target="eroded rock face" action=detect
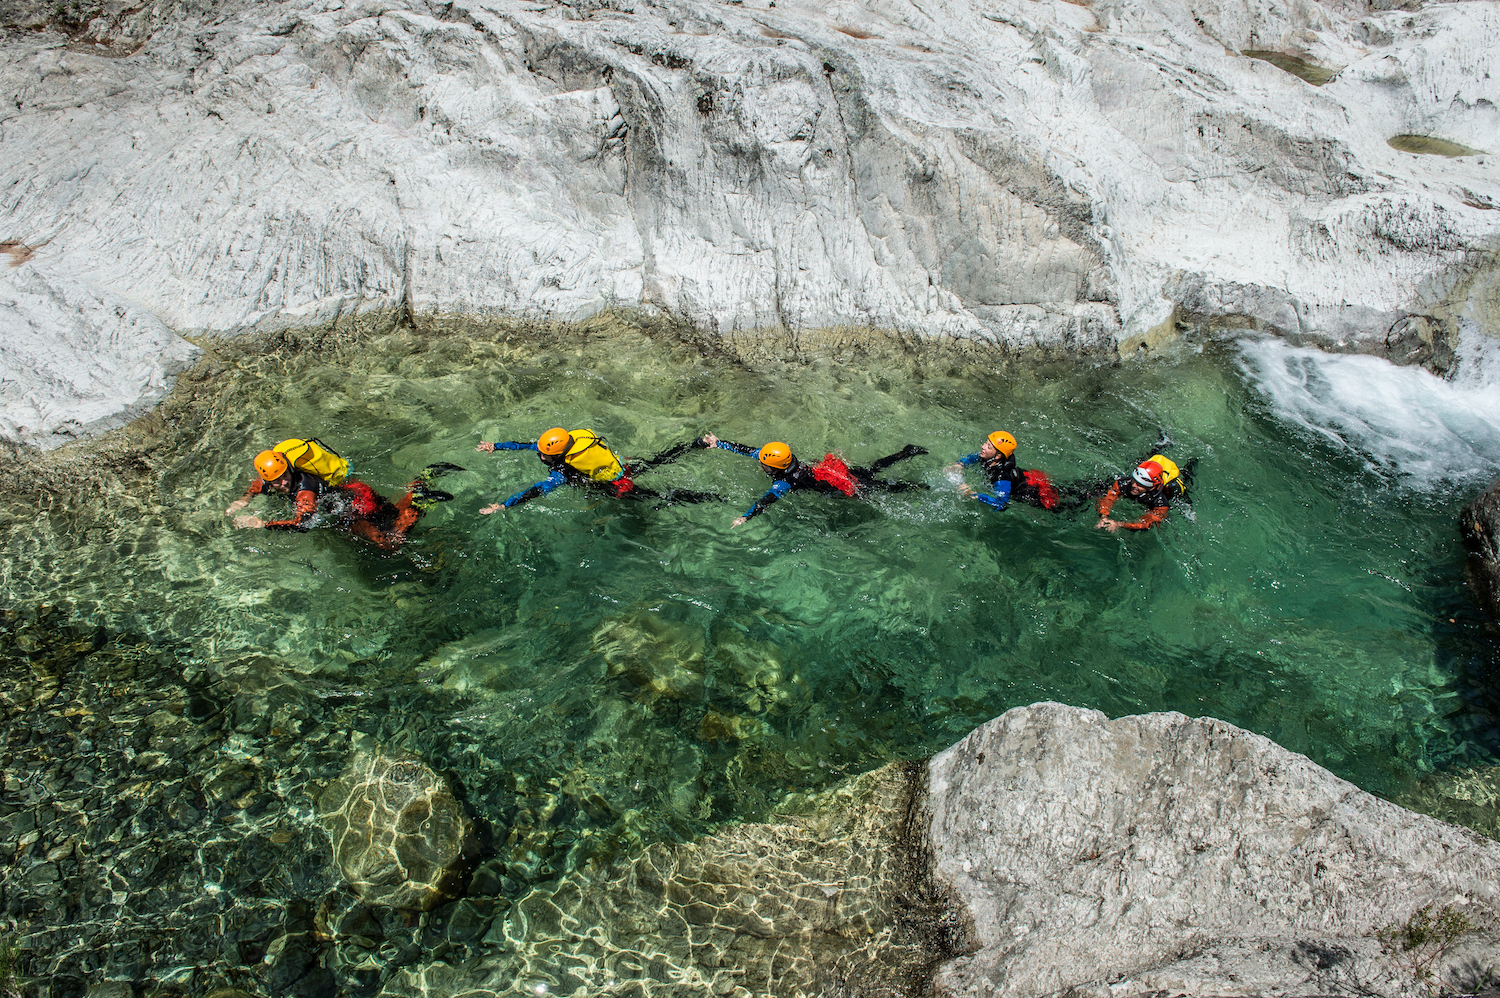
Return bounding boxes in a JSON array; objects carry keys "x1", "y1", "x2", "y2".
[
  {"x1": 318, "y1": 750, "x2": 475, "y2": 911},
  {"x1": 2, "y1": 0, "x2": 1498, "y2": 446},
  {"x1": 927, "y1": 703, "x2": 1500, "y2": 997},
  {"x1": 1459, "y1": 478, "x2": 1500, "y2": 623}
]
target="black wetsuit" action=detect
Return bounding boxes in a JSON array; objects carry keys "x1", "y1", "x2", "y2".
[
  {"x1": 1075, "y1": 456, "x2": 1197, "y2": 527},
  {"x1": 957, "y1": 452, "x2": 1061, "y2": 511},
  {"x1": 710, "y1": 440, "x2": 927, "y2": 521}
]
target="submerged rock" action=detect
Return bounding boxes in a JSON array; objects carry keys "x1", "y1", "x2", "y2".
[
  {"x1": 0, "y1": 611, "x2": 347, "y2": 994},
  {"x1": 318, "y1": 750, "x2": 477, "y2": 911},
  {"x1": 1397, "y1": 764, "x2": 1500, "y2": 843},
  {"x1": 926, "y1": 703, "x2": 1500, "y2": 996},
  {"x1": 593, "y1": 612, "x2": 707, "y2": 703},
  {"x1": 3, "y1": 0, "x2": 1498, "y2": 445},
  {"x1": 1460, "y1": 478, "x2": 1500, "y2": 624},
  {"x1": 378, "y1": 762, "x2": 959, "y2": 998}
]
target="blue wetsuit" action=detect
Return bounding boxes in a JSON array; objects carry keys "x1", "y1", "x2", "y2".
[
  {"x1": 956, "y1": 452, "x2": 1061, "y2": 511},
  {"x1": 485, "y1": 441, "x2": 578, "y2": 509},
  {"x1": 486, "y1": 439, "x2": 718, "y2": 509},
  {"x1": 709, "y1": 440, "x2": 827, "y2": 520},
  {"x1": 957, "y1": 453, "x2": 1013, "y2": 510}
]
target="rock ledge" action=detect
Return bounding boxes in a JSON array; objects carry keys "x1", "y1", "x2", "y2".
[{"x1": 927, "y1": 703, "x2": 1500, "y2": 997}]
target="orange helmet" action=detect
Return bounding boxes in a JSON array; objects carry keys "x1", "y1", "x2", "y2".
[
  {"x1": 254, "y1": 450, "x2": 289, "y2": 482},
  {"x1": 537, "y1": 428, "x2": 572, "y2": 457},
  {"x1": 986, "y1": 431, "x2": 1017, "y2": 457},
  {"x1": 1132, "y1": 460, "x2": 1164, "y2": 487},
  {"x1": 757, "y1": 442, "x2": 794, "y2": 470}
]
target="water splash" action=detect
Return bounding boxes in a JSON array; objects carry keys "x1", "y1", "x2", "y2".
[{"x1": 1236, "y1": 332, "x2": 1500, "y2": 487}]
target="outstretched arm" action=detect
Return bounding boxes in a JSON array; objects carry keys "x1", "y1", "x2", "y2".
[
  {"x1": 224, "y1": 477, "x2": 266, "y2": 515},
  {"x1": 732, "y1": 479, "x2": 792, "y2": 527},
  {"x1": 480, "y1": 470, "x2": 567, "y2": 515},
  {"x1": 701, "y1": 433, "x2": 759, "y2": 458},
  {"x1": 476, "y1": 440, "x2": 538, "y2": 453},
  {"x1": 1107, "y1": 504, "x2": 1169, "y2": 531},
  {"x1": 1096, "y1": 482, "x2": 1169, "y2": 532},
  {"x1": 947, "y1": 452, "x2": 981, "y2": 471},
  {"x1": 1095, "y1": 481, "x2": 1122, "y2": 519},
  {"x1": 971, "y1": 478, "x2": 1012, "y2": 511},
  {"x1": 236, "y1": 487, "x2": 319, "y2": 531}
]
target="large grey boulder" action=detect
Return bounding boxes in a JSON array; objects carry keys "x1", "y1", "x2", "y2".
[
  {"x1": 1460, "y1": 478, "x2": 1500, "y2": 624},
  {"x1": 2, "y1": 0, "x2": 1498, "y2": 447},
  {"x1": 927, "y1": 703, "x2": 1500, "y2": 997}
]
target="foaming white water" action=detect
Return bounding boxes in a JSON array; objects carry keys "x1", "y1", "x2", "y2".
[{"x1": 1237, "y1": 332, "x2": 1500, "y2": 488}]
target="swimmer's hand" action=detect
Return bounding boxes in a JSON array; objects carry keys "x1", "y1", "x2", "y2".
[
  {"x1": 943, "y1": 462, "x2": 963, "y2": 474},
  {"x1": 479, "y1": 503, "x2": 502, "y2": 515},
  {"x1": 958, "y1": 484, "x2": 976, "y2": 498},
  {"x1": 233, "y1": 515, "x2": 265, "y2": 529},
  {"x1": 1096, "y1": 517, "x2": 1120, "y2": 533},
  {"x1": 475, "y1": 441, "x2": 496, "y2": 453},
  {"x1": 731, "y1": 516, "x2": 747, "y2": 528},
  {"x1": 225, "y1": 498, "x2": 249, "y2": 515},
  {"x1": 701, "y1": 433, "x2": 719, "y2": 448}
]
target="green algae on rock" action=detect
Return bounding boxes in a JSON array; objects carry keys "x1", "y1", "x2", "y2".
[
  {"x1": 1242, "y1": 50, "x2": 1339, "y2": 86},
  {"x1": 1387, "y1": 134, "x2": 1487, "y2": 158}
]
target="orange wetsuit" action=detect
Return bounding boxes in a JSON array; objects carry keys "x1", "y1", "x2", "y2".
[{"x1": 1096, "y1": 479, "x2": 1171, "y2": 530}]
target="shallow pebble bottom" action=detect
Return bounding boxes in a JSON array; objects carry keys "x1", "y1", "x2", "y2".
[{"x1": 1, "y1": 317, "x2": 1497, "y2": 997}]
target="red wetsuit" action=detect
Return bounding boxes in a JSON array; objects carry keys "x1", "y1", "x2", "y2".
[{"x1": 236, "y1": 470, "x2": 421, "y2": 550}]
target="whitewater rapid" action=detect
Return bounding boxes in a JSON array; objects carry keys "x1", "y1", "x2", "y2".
[{"x1": 1237, "y1": 332, "x2": 1500, "y2": 489}]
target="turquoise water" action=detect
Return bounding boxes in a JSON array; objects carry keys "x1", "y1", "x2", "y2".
[{"x1": 2, "y1": 323, "x2": 1498, "y2": 878}]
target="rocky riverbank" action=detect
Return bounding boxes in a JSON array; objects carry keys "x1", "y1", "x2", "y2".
[
  {"x1": 1461, "y1": 479, "x2": 1500, "y2": 626},
  {"x1": 929, "y1": 703, "x2": 1500, "y2": 996},
  {"x1": 3, "y1": 0, "x2": 1498, "y2": 448}
]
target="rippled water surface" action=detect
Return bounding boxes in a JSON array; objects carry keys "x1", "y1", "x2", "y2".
[{"x1": 4, "y1": 323, "x2": 1499, "y2": 875}]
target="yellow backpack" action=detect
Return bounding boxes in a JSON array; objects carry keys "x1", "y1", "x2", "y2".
[
  {"x1": 274, "y1": 438, "x2": 350, "y2": 486},
  {"x1": 563, "y1": 429, "x2": 624, "y2": 482},
  {"x1": 1145, "y1": 454, "x2": 1186, "y2": 498},
  {"x1": 1145, "y1": 454, "x2": 1180, "y2": 486}
]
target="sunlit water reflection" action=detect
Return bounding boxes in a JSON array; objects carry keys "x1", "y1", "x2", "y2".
[{"x1": 3, "y1": 324, "x2": 1498, "y2": 883}]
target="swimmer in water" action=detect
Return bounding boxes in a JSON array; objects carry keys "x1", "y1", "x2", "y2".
[
  {"x1": 698, "y1": 434, "x2": 928, "y2": 527},
  {"x1": 946, "y1": 430, "x2": 1064, "y2": 512},
  {"x1": 227, "y1": 446, "x2": 461, "y2": 551},
  {"x1": 477, "y1": 428, "x2": 721, "y2": 513}
]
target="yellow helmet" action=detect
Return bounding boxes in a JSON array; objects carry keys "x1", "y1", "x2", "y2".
[
  {"x1": 254, "y1": 450, "x2": 289, "y2": 482},
  {"x1": 987, "y1": 431, "x2": 1017, "y2": 457},
  {"x1": 537, "y1": 428, "x2": 572, "y2": 457},
  {"x1": 758, "y1": 442, "x2": 794, "y2": 470}
]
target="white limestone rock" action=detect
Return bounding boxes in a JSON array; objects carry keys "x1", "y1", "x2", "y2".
[
  {"x1": 927, "y1": 702, "x2": 1500, "y2": 996},
  {"x1": 2, "y1": 0, "x2": 1497, "y2": 446},
  {"x1": 0, "y1": 265, "x2": 198, "y2": 447}
]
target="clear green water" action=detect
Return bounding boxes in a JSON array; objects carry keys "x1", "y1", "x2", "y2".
[{"x1": 2, "y1": 323, "x2": 1498, "y2": 876}]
